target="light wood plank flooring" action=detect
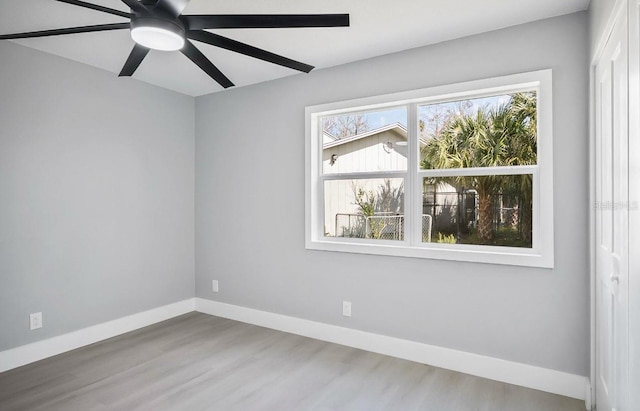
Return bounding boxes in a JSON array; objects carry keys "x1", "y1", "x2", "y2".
[{"x1": 0, "y1": 312, "x2": 584, "y2": 410}]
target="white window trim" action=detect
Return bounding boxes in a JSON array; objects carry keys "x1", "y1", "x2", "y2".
[{"x1": 305, "y1": 70, "x2": 554, "y2": 268}]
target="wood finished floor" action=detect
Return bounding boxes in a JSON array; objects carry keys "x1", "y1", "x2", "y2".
[{"x1": 0, "y1": 312, "x2": 584, "y2": 411}]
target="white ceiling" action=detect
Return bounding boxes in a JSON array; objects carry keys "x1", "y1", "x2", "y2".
[{"x1": 0, "y1": 0, "x2": 590, "y2": 96}]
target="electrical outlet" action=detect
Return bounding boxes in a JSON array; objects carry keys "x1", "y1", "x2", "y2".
[
  {"x1": 30, "y1": 312, "x2": 42, "y2": 330},
  {"x1": 342, "y1": 301, "x2": 352, "y2": 317},
  {"x1": 212, "y1": 280, "x2": 219, "y2": 293}
]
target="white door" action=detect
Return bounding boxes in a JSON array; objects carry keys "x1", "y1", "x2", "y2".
[
  {"x1": 628, "y1": 0, "x2": 640, "y2": 409},
  {"x1": 595, "y1": 7, "x2": 629, "y2": 411}
]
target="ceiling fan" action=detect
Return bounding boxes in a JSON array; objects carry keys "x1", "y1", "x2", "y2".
[{"x1": 0, "y1": 0, "x2": 350, "y2": 88}]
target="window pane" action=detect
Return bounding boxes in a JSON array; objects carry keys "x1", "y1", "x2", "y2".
[
  {"x1": 324, "y1": 178, "x2": 404, "y2": 240},
  {"x1": 419, "y1": 92, "x2": 537, "y2": 169},
  {"x1": 421, "y1": 174, "x2": 532, "y2": 248},
  {"x1": 322, "y1": 107, "x2": 408, "y2": 174}
]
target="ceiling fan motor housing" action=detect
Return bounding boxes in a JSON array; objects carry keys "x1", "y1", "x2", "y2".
[{"x1": 130, "y1": 16, "x2": 186, "y2": 51}]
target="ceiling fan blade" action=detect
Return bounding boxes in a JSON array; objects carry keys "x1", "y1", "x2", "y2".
[
  {"x1": 120, "y1": 0, "x2": 150, "y2": 15},
  {"x1": 181, "y1": 40, "x2": 233, "y2": 88},
  {"x1": 154, "y1": 0, "x2": 190, "y2": 17},
  {"x1": 183, "y1": 14, "x2": 350, "y2": 30},
  {"x1": 119, "y1": 44, "x2": 150, "y2": 77},
  {"x1": 0, "y1": 23, "x2": 130, "y2": 40},
  {"x1": 55, "y1": 0, "x2": 131, "y2": 18},
  {"x1": 187, "y1": 30, "x2": 314, "y2": 73},
  {"x1": 54, "y1": 0, "x2": 131, "y2": 18}
]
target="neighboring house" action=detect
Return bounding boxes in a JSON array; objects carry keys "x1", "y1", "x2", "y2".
[
  {"x1": 322, "y1": 123, "x2": 458, "y2": 239},
  {"x1": 322, "y1": 123, "x2": 410, "y2": 175},
  {"x1": 322, "y1": 123, "x2": 408, "y2": 238}
]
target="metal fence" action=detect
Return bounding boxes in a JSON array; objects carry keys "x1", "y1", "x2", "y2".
[
  {"x1": 422, "y1": 191, "x2": 476, "y2": 234},
  {"x1": 421, "y1": 214, "x2": 433, "y2": 242},
  {"x1": 334, "y1": 213, "x2": 433, "y2": 241},
  {"x1": 422, "y1": 190, "x2": 525, "y2": 238},
  {"x1": 334, "y1": 190, "x2": 523, "y2": 242},
  {"x1": 335, "y1": 213, "x2": 367, "y2": 238},
  {"x1": 365, "y1": 215, "x2": 404, "y2": 240}
]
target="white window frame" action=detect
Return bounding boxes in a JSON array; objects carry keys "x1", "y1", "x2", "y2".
[{"x1": 305, "y1": 70, "x2": 554, "y2": 268}]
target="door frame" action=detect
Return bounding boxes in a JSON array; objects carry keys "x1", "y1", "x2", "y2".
[{"x1": 628, "y1": 0, "x2": 640, "y2": 408}]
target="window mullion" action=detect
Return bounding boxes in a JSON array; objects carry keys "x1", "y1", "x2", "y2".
[
  {"x1": 319, "y1": 171, "x2": 408, "y2": 181},
  {"x1": 418, "y1": 165, "x2": 538, "y2": 178},
  {"x1": 407, "y1": 103, "x2": 419, "y2": 246}
]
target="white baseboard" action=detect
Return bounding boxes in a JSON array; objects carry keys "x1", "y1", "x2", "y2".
[
  {"x1": 584, "y1": 379, "x2": 592, "y2": 410},
  {"x1": 0, "y1": 296, "x2": 589, "y2": 406},
  {"x1": 0, "y1": 298, "x2": 195, "y2": 373},
  {"x1": 195, "y1": 298, "x2": 588, "y2": 402}
]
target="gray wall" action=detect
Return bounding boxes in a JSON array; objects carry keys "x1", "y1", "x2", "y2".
[
  {"x1": 195, "y1": 12, "x2": 590, "y2": 376},
  {"x1": 0, "y1": 42, "x2": 195, "y2": 350}
]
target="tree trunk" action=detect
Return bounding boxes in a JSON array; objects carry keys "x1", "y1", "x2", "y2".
[
  {"x1": 520, "y1": 200, "x2": 532, "y2": 245},
  {"x1": 477, "y1": 190, "x2": 494, "y2": 242}
]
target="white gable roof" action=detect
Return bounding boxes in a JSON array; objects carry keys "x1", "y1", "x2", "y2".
[
  {"x1": 323, "y1": 123, "x2": 430, "y2": 149},
  {"x1": 323, "y1": 123, "x2": 408, "y2": 149}
]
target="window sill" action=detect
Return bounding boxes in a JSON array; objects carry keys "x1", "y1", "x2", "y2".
[{"x1": 306, "y1": 239, "x2": 554, "y2": 268}]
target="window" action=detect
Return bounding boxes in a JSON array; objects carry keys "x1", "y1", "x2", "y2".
[{"x1": 305, "y1": 70, "x2": 553, "y2": 268}]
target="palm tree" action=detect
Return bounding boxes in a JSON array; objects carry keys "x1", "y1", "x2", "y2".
[
  {"x1": 421, "y1": 92, "x2": 537, "y2": 243},
  {"x1": 505, "y1": 92, "x2": 537, "y2": 242}
]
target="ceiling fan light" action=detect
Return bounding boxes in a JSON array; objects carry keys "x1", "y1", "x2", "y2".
[{"x1": 130, "y1": 19, "x2": 185, "y2": 51}]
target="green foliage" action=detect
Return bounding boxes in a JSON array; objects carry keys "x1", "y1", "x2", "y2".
[
  {"x1": 459, "y1": 226, "x2": 531, "y2": 248},
  {"x1": 354, "y1": 188, "x2": 376, "y2": 217},
  {"x1": 436, "y1": 232, "x2": 457, "y2": 244},
  {"x1": 420, "y1": 92, "x2": 537, "y2": 243},
  {"x1": 352, "y1": 180, "x2": 404, "y2": 240},
  {"x1": 420, "y1": 92, "x2": 537, "y2": 171},
  {"x1": 352, "y1": 180, "x2": 404, "y2": 217}
]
